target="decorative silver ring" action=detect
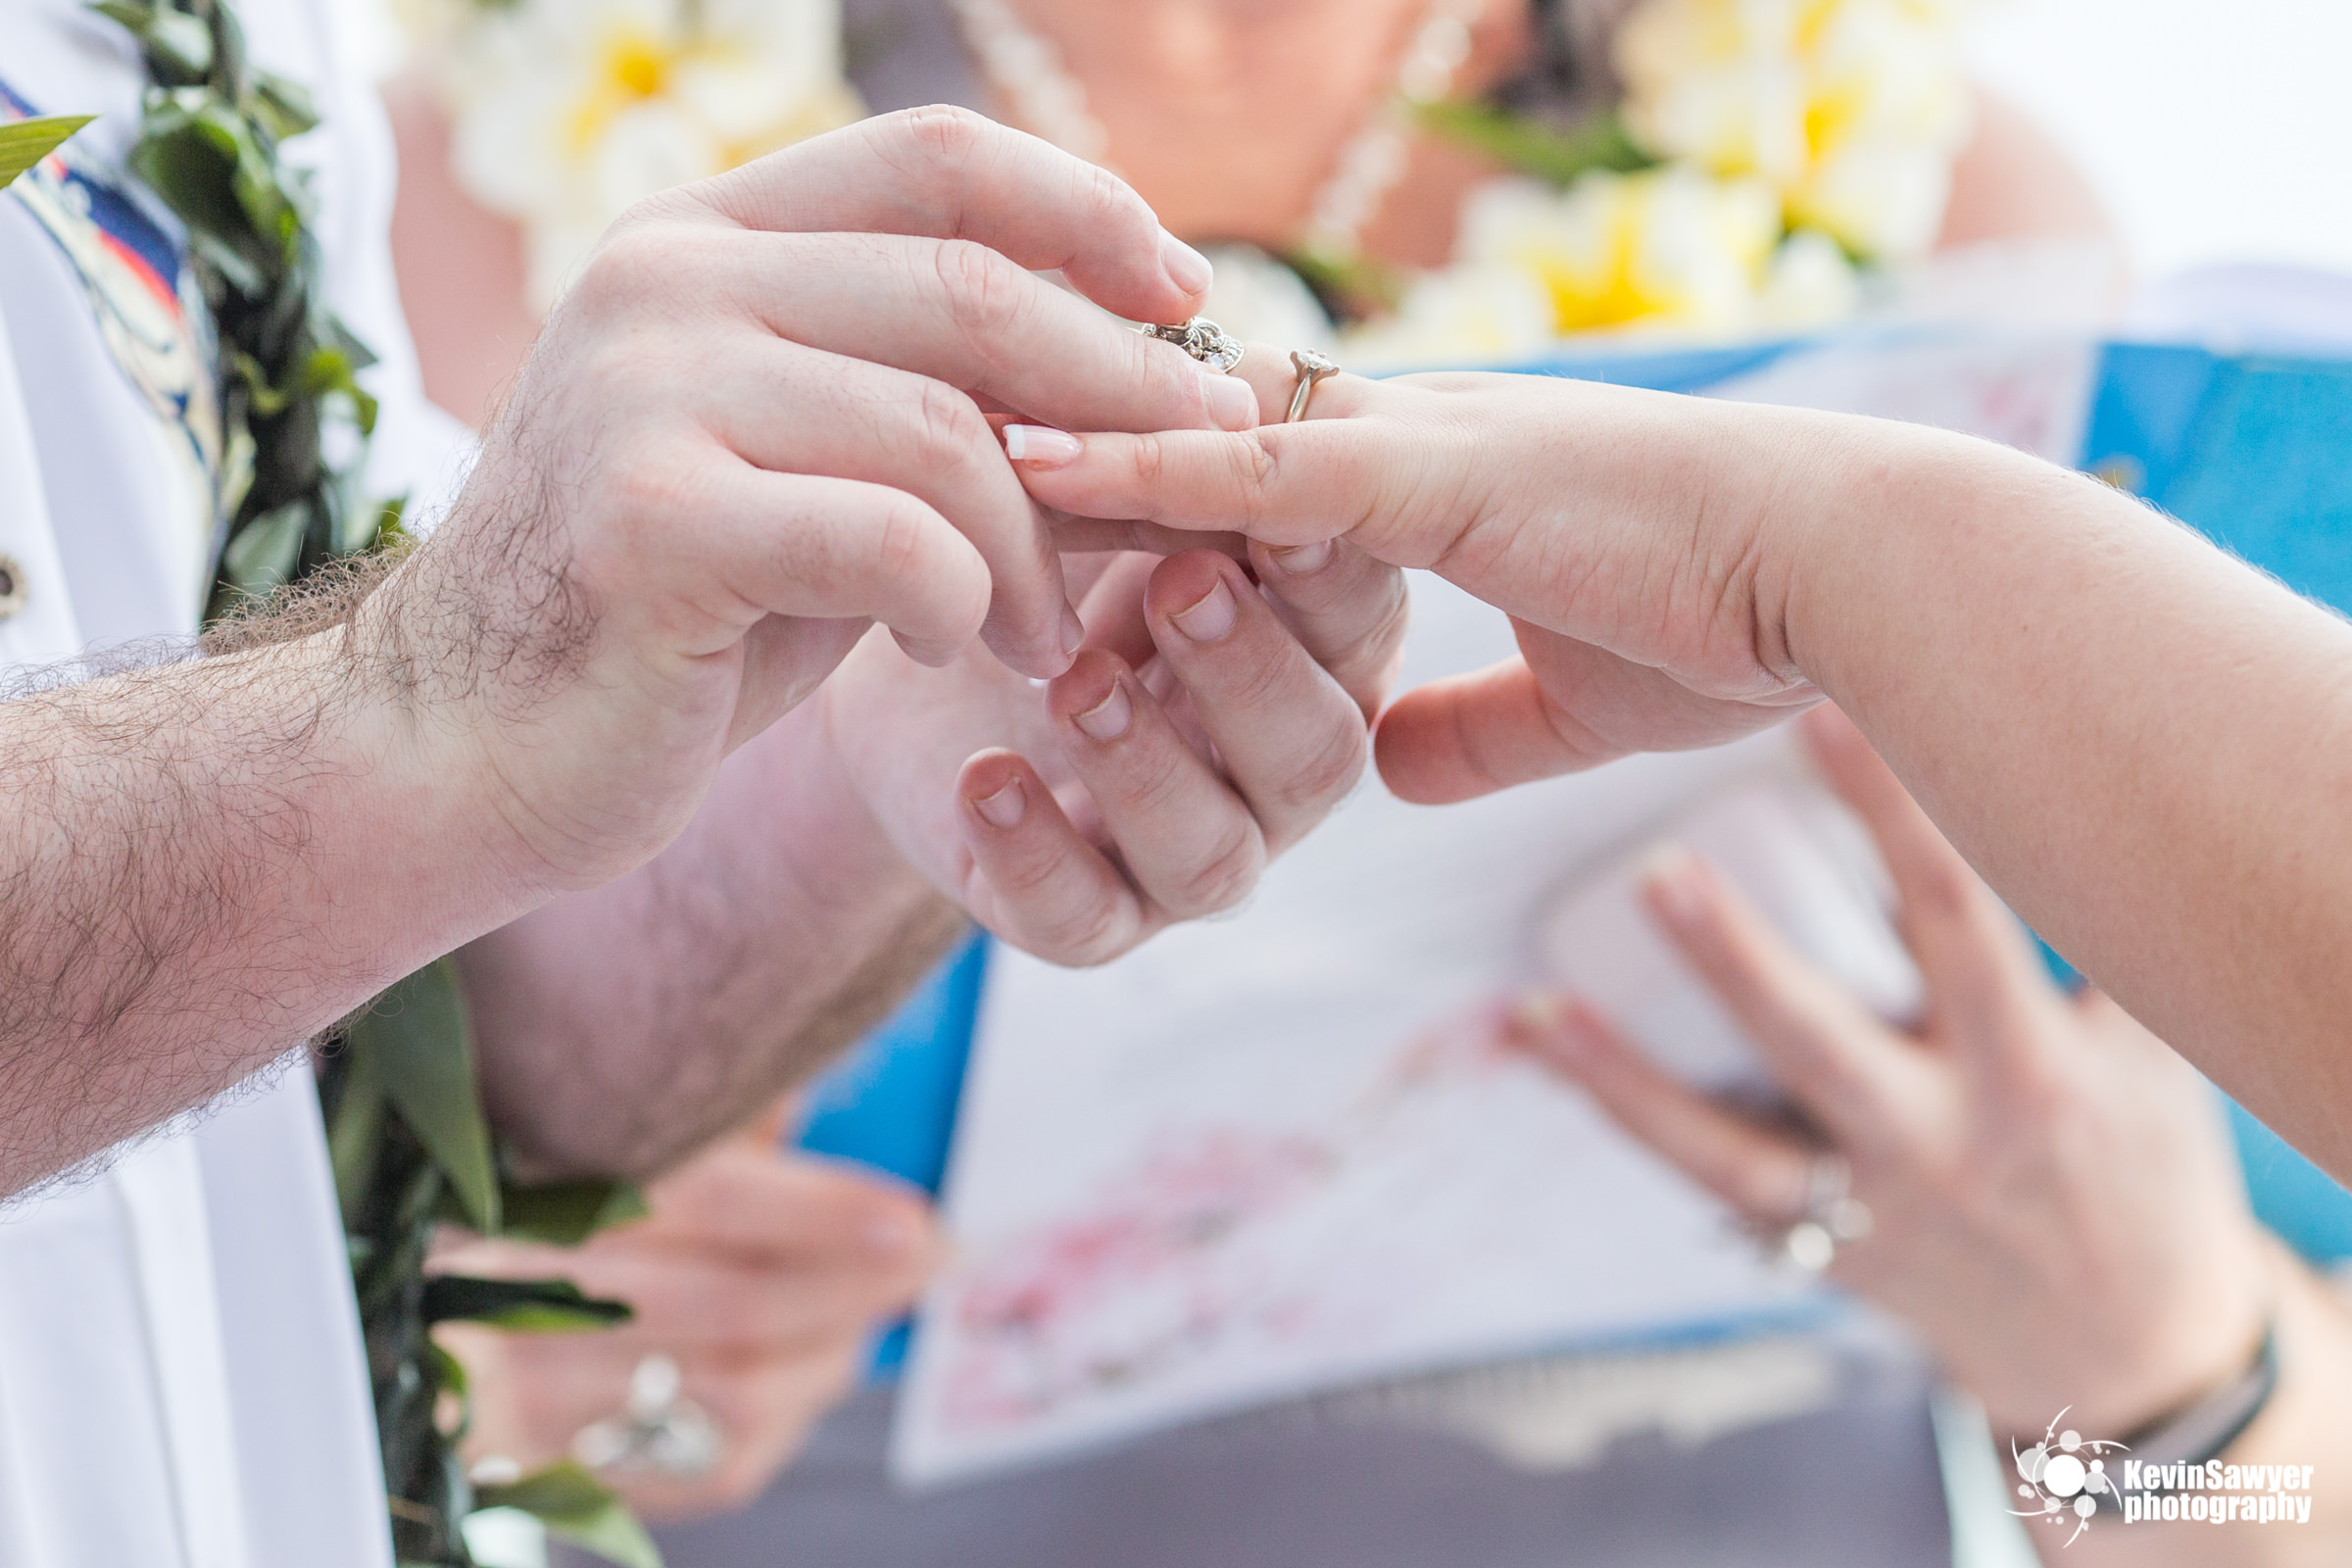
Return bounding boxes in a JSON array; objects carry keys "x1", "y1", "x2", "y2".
[
  {"x1": 1285, "y1": 348, "x2": 1340, "y2": 422},
  {"x1": 1770, "y1": 1152, "x2": 1873, "y2": 1274},
  {"x1": 571, "y1": 1352, "x2": 725, "y2": 1481},
  {"x1": 1141, "y1": 316, "x2": 1245, "y2": 374}
]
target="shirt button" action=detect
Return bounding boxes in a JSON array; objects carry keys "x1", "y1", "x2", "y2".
[{"x1": 0, "y1": 553, "x2": 24, "y2": 621}]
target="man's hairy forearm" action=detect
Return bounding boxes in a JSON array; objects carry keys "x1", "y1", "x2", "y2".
[
  {"x1": 461, "y1": 699, "x2": 962, "y2": 1180},
  {"x1": 0, "y1": 588, "x2": 546, "y2": 1195}
]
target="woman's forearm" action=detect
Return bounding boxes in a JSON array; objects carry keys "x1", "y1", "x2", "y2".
[{"x1": 1782, "y1": 422, "x2": 2352, "y2": 1180}]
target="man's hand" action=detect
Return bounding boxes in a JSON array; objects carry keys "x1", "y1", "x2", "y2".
[
  {"x1": 395, "y1": 106, "x2": 1264, "y2": 897},
  {"x1": 434, "y1": 1105, "x2": 938, "y2": 1520}
]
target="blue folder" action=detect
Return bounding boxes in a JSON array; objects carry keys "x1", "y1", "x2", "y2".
[{"x1": 799, "y1": 338, "x2": 2352, "y2": 1290}]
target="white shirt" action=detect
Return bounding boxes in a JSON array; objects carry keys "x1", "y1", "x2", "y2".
[{"x1": 0, "y1": 2, "x2": 463, "y2": 1562}]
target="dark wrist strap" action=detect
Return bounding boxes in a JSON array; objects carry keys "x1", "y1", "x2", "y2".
[{"x1": 2117, "y1": 1320, "x2": 2279, "y2": 1470}]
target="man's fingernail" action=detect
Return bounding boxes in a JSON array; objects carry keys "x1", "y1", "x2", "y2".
[
  {"x1": 1169, "y1": 576, "x2": 1237, "y2": 644},
  {"x1": 1060, "y1": 603, "x2": 1088, "y2": 661},
  {"x1": 1639, "y1": 843, "x2": 1707, "y2": 928},
  {"x1": 1004, "y1": 424, "x2": 1082, "y2": 466},
  {"x1": 1072, "y1": 678, "x2": 1133, "y2": 742},
  {"x1": 1270, "y1": 540, "x2": 1334, "y2": 575},
  {"x1": 1203, "y1": 372, "x2": 1258, "y2": 432},
  {"x1": 971, "y1": 778, "x2": 1026, "y2": 829},
  {"x1": 1159, "y1": 227, "x2": 1214, "y2": 297}
]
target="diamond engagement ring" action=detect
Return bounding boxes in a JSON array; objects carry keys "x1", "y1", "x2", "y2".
[
  {"x1": 1286, "y1": 348, "x2": 1339, "y2": 422},
  {"x1": 1770, "y1": 1152, "x2": 1874, "y2": 1274},
  {"x1": 1141, "y1": 317, "x2": 1245, "y2": 373}
]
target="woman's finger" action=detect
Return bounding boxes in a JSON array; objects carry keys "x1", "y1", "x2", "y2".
[
  {"x1": 1508, "y1": 995, "x2": 1815, "y2": 1223},
  {"x1": 1796, "y1": 707, "x2": 2060, "y2": 1074},
  {"x1": 1139, "y1": 552, "x2": 1371, "y2": 851},
  {"x1": 1642, "y1": 846, "x2": 1933, "y2": 1151}
]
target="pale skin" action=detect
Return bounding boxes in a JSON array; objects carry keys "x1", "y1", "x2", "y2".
[
  {"x1": 1507, "y1": 708, "x2": 2352, "y2": 1567},
  {"x1": 0, "y1": 111, "x2": 1407, "y2": 1196},
  {"x1": 1012, "y1": 356, "x2": 2352, "y2": 1186}
]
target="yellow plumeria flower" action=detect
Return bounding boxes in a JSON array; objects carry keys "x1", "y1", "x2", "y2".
[
  {"x1": 1456, "y1": 170, "x2": 1787, "y2": 337},
  {"x1": 1616, "y1": 0, "x2": 1975, "y2": 261}
]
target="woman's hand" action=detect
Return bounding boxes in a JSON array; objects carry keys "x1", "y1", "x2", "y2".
[
  {"x1": 432, "y1": 1106, "x2": 939, "y2": 1519},
  {"x1": 1011, "y1": 356, "x2": 1842, "y2": 804},
  {"x1": 1506, "y1": 707, "x2": 2269, "y2": 1441}
]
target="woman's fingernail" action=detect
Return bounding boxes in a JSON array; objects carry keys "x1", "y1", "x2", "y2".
[
  {"x1": 1169, "y1": 576, "x2": 1237, "y2": 644},
  {"x1": 1072, "y1": 678, "x2": 1133, "y2": 742},
  {"x1": 1159, "y1": 227, "x2": 1214, "y2": 297},
  {"x1": 1060, "y1": 603, "x2": 1088, "y2": 661},
  {"x1": 1004, "y1": 424, "x2": 1082, "y2": 466},
  {"x1": 971, "y1": 778, "x2": 1026, "y2": 829},
  {"x1": 1203, "y1": 372, "x2": 1258, "y2": 431},
  {"x1": 1639, "y1": 843, "x2": 1707, "y2": 928},
  {"x1": 1269, "y1": 540, "x2": 1334, "y2": 575},
  {"x1": 1508, "y1": 993, "x2": 1563, "y2": 1037}
]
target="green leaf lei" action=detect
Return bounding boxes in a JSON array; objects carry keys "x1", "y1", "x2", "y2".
[{"x1": 95, "y1": 4, "x2": 657, "y2": 1563}]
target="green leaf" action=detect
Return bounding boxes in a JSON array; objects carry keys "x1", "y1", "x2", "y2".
[
  {"x1": 419, "y1": 1275, "x2": 633, "y2": 1333},
  {"x1": 346, "y1": 961, "x2": 502, "y2": 1234},
  {"x1": 475, "y1": 1462, "x2": 664, "y2": 1568},
  {"x1": 496, "y1": 1179, "x2": 650, "y2": 1248},
  {"x1": 218, "y1": 497, "x2": 307, "y2": 596},
  {"x1": 0, "y1": 115, "x2": 94, "y2": 190},
  {"x1": 252, "y1": 71, "x2": 319, "y2": 140},
  {"x1": 91, "y1": 2, "x2": 214, "y2": 82},
  {"x1": 1416, "y1": 101, "x2": 1654, "y2": 187}
]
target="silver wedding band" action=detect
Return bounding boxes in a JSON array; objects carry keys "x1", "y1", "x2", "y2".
[{"x1": 1286, "y1": 348, "x2": 1339, "y2": 422}]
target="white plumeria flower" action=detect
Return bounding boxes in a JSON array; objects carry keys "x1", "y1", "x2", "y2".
[
  {"x1": 1615, "y1": 0, "x2": 1975, "y2": 261},
  {"x1": 1452, "y1": 170, "x2": 1783, "y2": 339},
  {"x1": 1340, "y1": 264, "x2": 1555, "y2": 371},
  {"x1": 423, "y1": 0, "x2": 862, "y2": 312}
]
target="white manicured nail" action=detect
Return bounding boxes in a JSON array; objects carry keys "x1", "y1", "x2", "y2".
[
  {"x1": 1203, "y1": 373, "x2": 1257, "y2": 432},
  {"x1": 1004, "y1": 424, "x2": 1082, "y2": 466},
  {"x1": 1169, "y1": 576, "x2": 1237, "y2": 644}
]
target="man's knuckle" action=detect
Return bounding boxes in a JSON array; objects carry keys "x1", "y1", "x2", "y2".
[
  {"x1": 894, "y1": 103, "x2": 992, "y2": 166},
  {"x1": 1170, "y1": 828, "x2": 1262, "y2": 913},
  {"x1": 1276, "y1": 722, "x2": 1370, "y2": 812}
]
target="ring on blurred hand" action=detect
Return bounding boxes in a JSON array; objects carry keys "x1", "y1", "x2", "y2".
[
  {"x1": 1140, "y1": 317, "x2": 1245, "y2": 373},
  {"x1": 572, "y1": 1352, "x2": 725, "y2": 1481},
  {"x1": 1286, "y1": 349, "x2": 1340, "y2": 422},
  {"x1": 1772, "y1": 1152, "x2": 1873, "y2": 1274}
]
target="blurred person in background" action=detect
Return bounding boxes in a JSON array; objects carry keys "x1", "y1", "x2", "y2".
[{"x1": 1510, "y1": 708, "x2": 2352, "y2": 1568}]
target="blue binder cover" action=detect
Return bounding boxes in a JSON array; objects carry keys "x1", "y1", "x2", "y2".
[{"x1": 798, "y1": 338, "x2": 2352, "y2": 1286}]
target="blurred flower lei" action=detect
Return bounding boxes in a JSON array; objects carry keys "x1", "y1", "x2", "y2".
[
  {"x1": 397, "y1": 0, "x2": 865, "y2": 312},
  {"x1": 1327, "y1": 0, "x2": 1982, "y2": 368},
  {"x1": 98, "y1": 4, "x2": 660, "y2": 1564}
]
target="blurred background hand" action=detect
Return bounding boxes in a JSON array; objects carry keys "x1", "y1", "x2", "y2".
[
  {"x1": 1507, "y1": 706, "x2": 2269, "y2": 1442},
  {"x1": 433, "y1": 1102, "x2": 940, "y2": 1520}
]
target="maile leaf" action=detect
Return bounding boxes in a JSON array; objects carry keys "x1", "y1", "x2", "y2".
[
  {"x1": 345, "y1": 961, "x2": 502, "y2": 1234},
  {"x1": 419, "y1": 1275, "x2": 633, "y2": 1333},
  {"x1": 0, "y1": 115, "x2": 94, "y2": 190},
  {"x1": 496, "y1": 1179, "x2": 651, "y2": 1248},
  {"x1": 475, "y1": 1462, "x2": 663, "y2": 1568}
]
